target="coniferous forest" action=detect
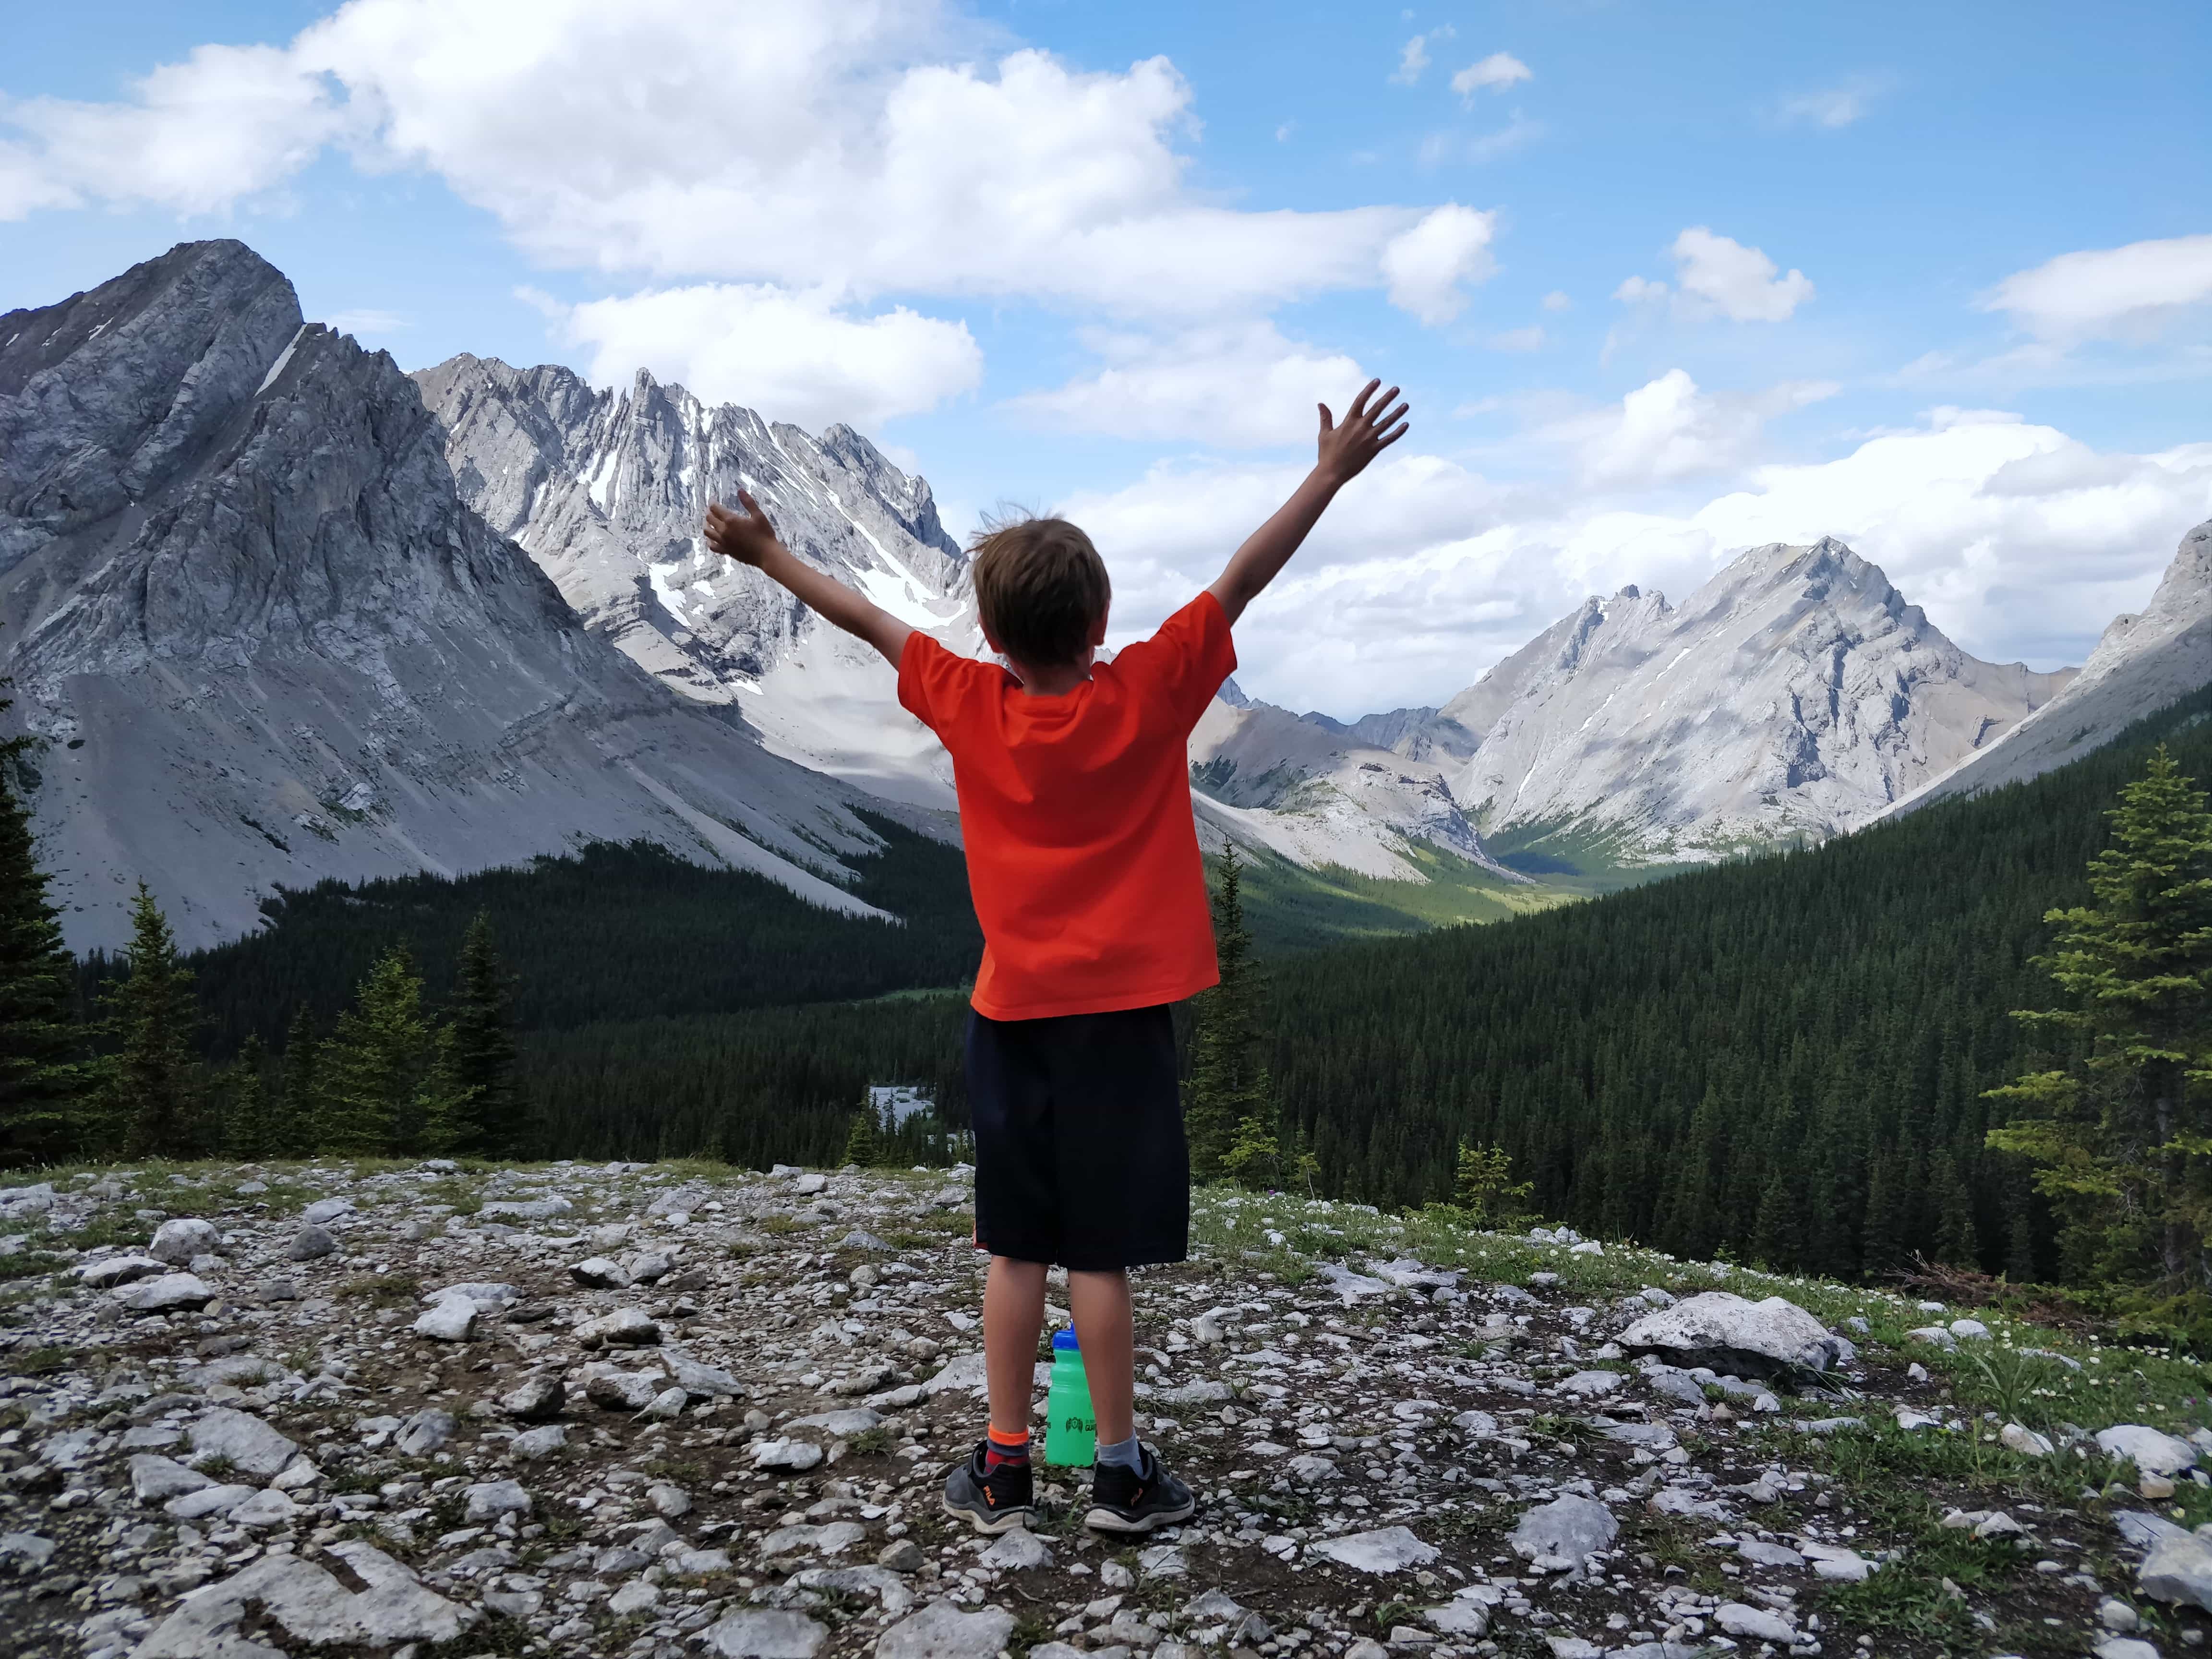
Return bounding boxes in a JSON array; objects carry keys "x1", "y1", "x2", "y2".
[{"x1": 14, "y1": 680, "x2": 2212, "y2": 1299}]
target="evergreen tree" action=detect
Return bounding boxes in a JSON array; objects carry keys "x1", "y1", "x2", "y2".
[
  {"x1": 447, "y1": 911, "x2": 523, "y2": 1156},
  {"x1": 321, "y1": 945, "x2": 441, "y2": 1154},
  {"x1": 1452, "y1": 1141, "x2": 1532, "y2": 1226},
  {"x1": 280, "y1": 1008, "x2": 323, "y2": 1155},
  {"x1": 843, "y1": 1101, "x2": 881, "y2": 1168},
  {"x1": 222, "y1": 1035, "x2": 276, "y2": 1160},
  {"x1": 1187, "y1": 844, "x2": 1271, "y2": 1180},
  {"x1": 98, "y1": 884, "x2": 201, "y2": 1159},
  {"x1": 0, "y1": 708, "x2": 81, "y2": 1164},
  {"x1": 1987, "y1": 746, "x2": 2212, "y2": 1289},
  {"x1": 1221, "y1": 1112, "x2": 1281, "y2": 1190}
]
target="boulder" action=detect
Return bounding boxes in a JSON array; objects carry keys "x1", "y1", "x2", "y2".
[
  {"x1": 188, "y1": 1407, "x2": 300, "y2": 1479},
  {"x1": 1616, "y1": 1291, "x2": 1841, "y2": 1378},
  {"x1": 1510, "y1": 1496, "x2": 1618, "y2": 1570},
  {"x1": 877, "y1": 1602, "x2": 1018, "y2": 1659},
  {"x1": 116, "y1": 1272, "x2": 214, "y2": 1313},
  {"x1": 569, "y1": 1256, "x2": 630, "y2": 1289},
  {"x1": 129, "y1": 1454, "x2": 214, "y2": 1502},
  {"x1": 463, "y1": 1479, "x2": 532, "y2": 1522},
  {"x1": 576, "y1": 1307, "x2": 661, "y2": 1347},
  {"x1": 393, "y1": 1408, "x2": 455, "y2": 1457},
  {"x1": 2140, "y1": 1532, "x2": 2212, "y2": 1611},
  {"x1": 301, "y1": 1198, "x2": 354, "y2": 1225},
  {"x1": 286, "y1": 1224, "x2": 337, "y2": 1261},
  {"x1": 1715, "y1": 1603, "x2": 1797, "y2": 1644},
  {"x1": 75, "y1": 1253, "x2": 166, "y2": 1288},
  {"x1": 2098, "y1": 1424, "x2": 2199, "y2": 1476},
  {"x1": 413, "y1": 1298, "x2": 478, "y2": 1342},
  {"x1": 131, "y1": 1541, "x2": 473, "y2": 1655},
  {"x1": 700, "y1": 1608, "x2": 831, "y2": 1659},
  {"x1": 498, "y1": 1374, "x2": 565, "y2": 1421},
  {"x1": 583, "y1": 1365, "x2": 667, "y2": 1412},
  {"x1": 149, "y1": 1217, "x2": 220, "y2": 1264},
  {"x1": 1309, "y1": 1526, "x2": 1439, "y2": 1574}
]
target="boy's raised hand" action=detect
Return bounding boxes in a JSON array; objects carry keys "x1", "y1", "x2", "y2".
[
  {"x1": 1316, "y1": 379, "x2": 1410, "y2": 485},
  {"x1": 703, "y1": 491, "x2": 781, "y2": 568}
]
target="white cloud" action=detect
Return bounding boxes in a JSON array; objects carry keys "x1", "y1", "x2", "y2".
[
  {"x1": 1487, "y1": 325, "x2": 1545, "y2": 352},
  {"x1": 1618, "y1": 228, "x2": 1813, "y2": 323},
  {"x1": 1002, "y1": 323, "x2": 1367, "y2": 447},
  {"x1": 1381, "y1": 204, "x2": 1498, "y2": 325},
  {"x1": 546, "y1": 284, "x2": 983, "y2": 429},
  {"x1": 0, "y1": 42, "x2": 350, "y2": 217},
  {"x1": 1548, "y1": 370, "x2": 1839, "y2": 488},
  {"x1": 1980, "y1": 233, "x2": 2212, "y2": 342},
  {"x1": 1450, "y1": 52, "x2": 1532, "y2": 102},
  {"x1": 1541, "y1": 289, "x2": 1572, "y2": 313},
  {"x1": 0, "y1": 2, "x2": 1467, "y2": 324},
  {"x1": 1779, "y1": 74, "x2": 1888, "y2": 129},
  {"x1": 1062, "y1": 407, "x2": 2212, "y2": 716},
  {"x1": 1390, "y1": 29, "x2": 1450, "y2": 86},
  {"x1": 326, "y1": 308, "x2": 410, "y2": 337}
]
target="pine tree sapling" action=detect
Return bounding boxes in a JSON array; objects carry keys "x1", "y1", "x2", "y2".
[
  {"x1": 0, "y1": 708, "x2": 81, "y2": 1164},
  {"x1": 1452, "y1": 1142, "x2": 1533, "y2": 1227},
  {"x1": 1187, "y1": 844, "x2": 1274, "y2": 1181},
  {"x1": 1220, "y1": 1113, "x2": 1281, "y2": 1191},
  {"x1": 321, "y1": 945, "x2": 443, "y2": 1155},
  {"x1": 1987, "y1": 747, "x2": 2212, "y2": 1291},
  {"x1": 98, "y1": 884, "x2": 202, "y2": 1160},
  {"x1": 843, "y1": 1103, "x2": 881, "y2": 1169},
  {"x1": 222, "y1": 1034, "x2": 275, "y2": 1160}
]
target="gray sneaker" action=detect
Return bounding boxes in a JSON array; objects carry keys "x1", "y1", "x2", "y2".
[
  {"x1": 942, "y1": 1440, "x2": 1036, "y2": 1535},
  {"x1": 1084, "y1": 1444, "x2": 1196, "y2": 1533}
]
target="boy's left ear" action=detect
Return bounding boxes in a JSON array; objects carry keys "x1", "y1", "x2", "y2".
[{"x1": 1089, "y1": 606, "x2": 1110, "y2": 648}]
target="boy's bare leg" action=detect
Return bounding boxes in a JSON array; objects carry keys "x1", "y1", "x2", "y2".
[
  {"x1": 1068, "y1": 1268, "x2": 1136, "y2": 1445},
  {"x1": 983, "y1": 1255, "x2": 1047, "y2": 1438}
]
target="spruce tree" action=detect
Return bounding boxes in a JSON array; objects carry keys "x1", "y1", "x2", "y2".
[
  {"x1": 1186, "y1": 844, "x2": 1271, "y2": 1181},
  {"x1": 321, "y1": 945, "x2": 439, "y2": 1154},
  {"x1": 280, "y1": 1008, "x2": 323, "y2": 1155},
  {"x1": 0, "y1": 713, "x2": 81, "y2": 1165},
  {"x1": 448, "y1": 911, "x2": 523, "y2": 1157},
  {"x1": 222, "y1": 1034, "x2": 275, "y2": 1160},
  {"x1": 99, "y1": 884, "x2": 201, "y2": 1159},
  {"x1": 1452, "y1": 1141, "x2": 1531, "y2": 1226},
  {"x1": 843, "y1": 1101, "x2": 881, "y2": 1168},
  {"x1": 1986, "y1": 746, "x2": 2212, "y2": 1289}
]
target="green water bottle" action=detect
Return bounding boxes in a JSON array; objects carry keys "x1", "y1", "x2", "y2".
[{"x1": 1043, "y1": 1329, "x2": 1096, "y2": 1467}]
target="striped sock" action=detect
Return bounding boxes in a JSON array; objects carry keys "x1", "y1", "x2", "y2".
[{"x1": 985, "y1": 1427, "x2": 1031, "y2": 1472}]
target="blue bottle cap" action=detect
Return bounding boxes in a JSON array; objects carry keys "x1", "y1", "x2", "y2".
[{"x1": 1052, "y1": 1329, "x2": 1081, "y2": 1351}]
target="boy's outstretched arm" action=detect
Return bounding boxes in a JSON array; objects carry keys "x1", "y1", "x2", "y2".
[
  {"x1": 1206, "y1": 378, "x2": 1410, "y2": 625},
  {"x1": 703, "y1": 492, "x2": 913, "y2": 667}
]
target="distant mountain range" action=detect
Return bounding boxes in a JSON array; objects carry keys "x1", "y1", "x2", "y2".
[{"x1": 6, "y1": 240, "x2": 2209, "y2": 949}]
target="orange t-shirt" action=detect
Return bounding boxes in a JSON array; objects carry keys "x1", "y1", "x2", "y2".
[{"x1": 897, "y1": 592, "x2": 1237, "y2": 1022}]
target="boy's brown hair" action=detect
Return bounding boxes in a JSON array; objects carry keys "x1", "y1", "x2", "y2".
[{"x1": 967, "y1": 516, "x2": 1111, "y2": 668}]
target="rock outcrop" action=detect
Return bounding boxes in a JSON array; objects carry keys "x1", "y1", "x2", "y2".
[{"x1": 0, "y1": 241, "x2": 914, "y2": 950}]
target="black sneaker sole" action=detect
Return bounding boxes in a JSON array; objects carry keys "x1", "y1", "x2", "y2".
[
  {"x1": 1082, "y1": 1493, "x2": 1197, "y2": 1534},
  {"x1": 942, "y1": 1492, "x2": 1037, "y2": 1536}
]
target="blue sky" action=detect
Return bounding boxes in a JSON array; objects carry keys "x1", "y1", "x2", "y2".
[{"x1": 5, "y1": 0, "x2": 2210, "y2": 714}]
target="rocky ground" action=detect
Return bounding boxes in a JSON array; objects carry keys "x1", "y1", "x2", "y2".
[{"x1": 4, "y1": 1162, "x2": 2212, "y2": 1659}]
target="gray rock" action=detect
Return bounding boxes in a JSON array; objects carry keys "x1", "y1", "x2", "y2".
[
  {"x1": 131, "y1": 1539, "x2": 472, "y2": 1654},
  {"x1": 577, "y1": 1306, "x2": 661, "y2": 1346},
  {"x1": 787, "y1": 1407, "x2": 881, "y2": 1436},
  {"x1": 1509, "y1": 1496, "x2": 1618, "y2": 1570},
  {"x1": 75, "y1": 1253, "x2": 167, "y2": 1288},
  {"x1": 583, "y1": 1365, "x2": 667, "y2": 1412},
  {"x1": 477, "y1": 1196, "x2": 574, "y2": 1220},
  {"x1": 570, "y1": 1255, "x2": 631, "y2": 1288},
  {"x1": 498, "y1": 1373, "x2": 565, "y2": 1421},
  {"x1": 753, "y1": 1436, "x2": 827, "y2": 1472},
  {"x1": 1556, "y1": 1370, "x2": 1623, "y2": 1397},
  {"x1": 286, "y1": 1224, "x2": 337, "y2": 1261},
  {"x1": 1800, "y1": 1541, "x2": 1874, "y2": 1582},
  {"x1": 2099, "y1": 1424, "x2": 2199, "y2": 1476},
  {"x1": 1616, "y1": 1291, "x2": 1840, "y2": 1378},
  {"x1": 130, "y1": 1454, "x2": 214, "y2": 1502},
  {"x1": 413, "y1": 1298, "x2": 478, "y2": 1342},
  {"x1": 0, "y1": 1532, "x2": 55, "y2": 1575},
  {"x1": 1309, "y1": 1526, "x2": 1439, "y2": 1574},
  {"x1": 665, "y1": 1348, "x2": 746, "y2": 1397},
  {"x1": 788, "y1": 1565, "x2": 916, "y2": 1614},
  {"x1": 759, "y1": 1521, "x2": 866, "y2": 1558},
  {"x1": 878, "y1": 1539, "x2": 926, "y2": 1573},
  {"x1": 463, "y1": 1479, "x2": 532, "y2": 1522},
  {"x1": 116, "y1": 1271, "x2": 214, "y2": 1312},
  {"x1": 149, "y1": 1216, "x2": 220, "y2": 1264},
  {"x1": 167, "y1": 1483, "x2": 259, "y2": 1519},
  {"x1": 700, "y1": 1608, "x2": 831, "y2": 1659},
  {"x1": 649, "y1": 1481, "x2": 693, "y2": 1517},
  {"x1": 2140, "y1": 1532, "x2": 2212, "y2": 1611},
  {"x1": 1715, "y1": 1602, "x2": 1797, "y2": 1644},
  {"x1": 876, "y1": 1601, "x2": 1018, "y2": 1659},
  {"x1": 394, "y1": 1408, "x2": 456, "y2": 1456},
  {"x1": 1734, "y1": 1537, "x2": 1804, "y2": 1568},
  {"x1": 230, "y1": 1487, "x2": 301, "y2": 1528},
  {"x1": 979, "y1": 1528, "x2": 1051, "y2": 1569},
  {"x1": 510, "y1": 1424, "x2": 567, "y2": 1459},
  {"x1": 610, "y1": 1579, "x2": 661, "y2": 1616},
  {"x1": 2098, "y1": 1640, "x2": 2163, "y2": 1659},
  {"x1": 188, "y1": 1407, "x2": 299, "y2": 1479},
  {"x1": 1423, "y1": 1598, "x2": 1490, "y2": 1639},
  {"x1": 301, "y1": 1198, "x2": 353, "y2": 1225}
]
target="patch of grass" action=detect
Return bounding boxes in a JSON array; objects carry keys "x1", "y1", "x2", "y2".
[
  {"x1": 757, "y1": 1216, "x2": 805, "y2": 1236},
  {"x1": 62, "y1": 1212, "x2": 154, "y2": 1250},
  {"x1": 0, "y1": 1250, "x2": 64, "y2": 1282},
  {"x1": 846, "y1": 1426, "x2": 894, "y2": 1457},
  {"x1": 1, "y1": 1345, "x2": 70, "y2": 1378},
  {"x1": 337, "y1": 1273, "x2": 422, "y2": 1308},
  {"x1": 424, "y1": 1611, "x2": 532, "y2": 1658}
]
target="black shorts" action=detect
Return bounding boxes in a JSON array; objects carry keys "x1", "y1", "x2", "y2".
[{"x1": 964, "y1": 1003, "x2": 1190, "y2": 1271}]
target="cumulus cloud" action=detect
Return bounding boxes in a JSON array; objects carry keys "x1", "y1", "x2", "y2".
[
  {"x1": 1544, "y1": 370, "x2": 1839, "y2": 488},
  {"x1": 1067, "y1": 412, "x2": 2212, "y2": 716},
  {"x1": 1618, "y1": 228, "x2": 1814, "y2": 323},
  {"x1": 1980, "y1": 233, "x2": 2212, "y2": 342},
  {"x1": 0, "y1": 0, "x2": 1475, "y2": 324},
  {"x1": 1003, "y1": 323, "x2": 1367, "y2": 447},
  {"x1": 1381, "y1": 204, "x2": 1498, "y2": 325},
  {"x1": 544, "y1": 284, "x2": 983, "y2": 429},
  {"x1": 1487, "y1": 325, "x2": 1545, "y2": 352},
  {"x1": 1450, "y1": 52, "x2": 1532, "y2": 102}
]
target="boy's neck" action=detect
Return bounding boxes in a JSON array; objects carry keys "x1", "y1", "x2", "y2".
[{"x1": 1008, "y1": 651, "x2": 1096, "y2": 698}]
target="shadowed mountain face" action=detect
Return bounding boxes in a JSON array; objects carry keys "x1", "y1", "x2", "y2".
[
  {"x1": 413, "y1": 355, "x2": 978, "y2": 811},
  {"x1": 1887, "y1": 516, "x2": 2212, "y2": 818},
  {"x1": 0, "y1": 241, "x2": 910, "y2": 952}
]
